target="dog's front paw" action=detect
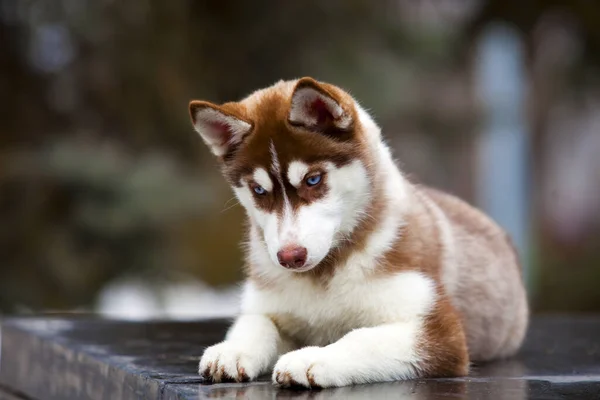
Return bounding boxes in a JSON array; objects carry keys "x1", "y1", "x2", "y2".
[
  {"x1": 199, "y1": 341, "x2": 266, "y2": 383},
  {"x1": 273, "y1": 346, "x2": 345, "y2": 389}
]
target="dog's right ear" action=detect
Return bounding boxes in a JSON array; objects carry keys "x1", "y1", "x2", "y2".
[
  {"x1": 189, "y1": 101, "x2": 252, "y2": 157},
  {"x1": 288, "y1": 77, "x2": 353, "y2": 133}
]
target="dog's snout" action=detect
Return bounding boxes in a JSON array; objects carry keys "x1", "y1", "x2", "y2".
[{"x1": 277, "y1": 246, "x2": 308, "y2": 269}]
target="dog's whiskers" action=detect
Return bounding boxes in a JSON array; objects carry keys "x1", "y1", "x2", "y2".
[{"x1": 221, "y1": 197, "x2": 240, "y2": 213}]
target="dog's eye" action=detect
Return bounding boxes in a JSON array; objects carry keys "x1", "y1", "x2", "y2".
[
  {"x1": 253, "y1": 185, "x2": 267, "y2": 195},
  {"x1": 305, "y1": 174, "x2": 322, "y2": 187}
]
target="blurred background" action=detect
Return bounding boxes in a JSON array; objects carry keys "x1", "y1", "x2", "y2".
[{"x1": 0, "y1": 0, "x2": 599, "y2": 319}]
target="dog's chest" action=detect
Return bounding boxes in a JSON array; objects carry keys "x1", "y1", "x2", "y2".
[
  {"x1": 268, "y1": 283, "x2": 377, "y2": 346},
  {"x1": 242, "y1": 271, "x2": 434, "y2": 347}
]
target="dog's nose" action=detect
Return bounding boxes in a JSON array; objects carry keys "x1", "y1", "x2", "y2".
[{"x1": 277, "y1": 246, "x2": 308, "y2": 269}]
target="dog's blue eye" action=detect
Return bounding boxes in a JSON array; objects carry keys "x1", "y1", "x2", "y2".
[
  {"x1": 305, "y1": 174, "x2": 322, "y2": 186},
  {"x1": 253, "y1": 185, "x2": 266, "y2": 195}
]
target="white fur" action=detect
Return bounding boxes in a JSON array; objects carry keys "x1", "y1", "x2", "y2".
[
  {"x1": 328, "y1": 160, "x2": 373, "y2": 236},
  {"x1": 233, "y1": 183, "x2": 284, "y2": 273},
  {"x1": 233, "y1": 185, "x2": 269, "y2": 228},
  {"x1": 252, "y1": 167, "x2": 272, "y2": 192},
  {"x1": 349, "y1": 158, "x2": 410, "y2": 273},
  {"x1": 192, "y1": 107, "x2": 251, "y2": 156},
  {"x1": 287, "y1": 161, "x2": 309, "y2": 187},
  {"x1": 283, "y1": 160, "x2": 371, "y2": 270},
  {"x1": 336, "y1": 104, "x2": 410, "y2": 275},
  {"x1": 199, "y1": 314, "x2": 288, "y2": 382},
  {"x1": 268, "y1": 141, "x2": 285, "y2": 191},
  {"x1": 273, "y1": 323, "x2": 420, "y2": 387},
  {"x1": 239, "y1": 271, "x2": 436, "y2": 387},
  {"x1": 242, "y1": 271, "x2": 436, "y2": 338},
  {"x1": 289, "y1": 87, "x2": 352, "y2": 129},
  {"x1": 235, "y1": 183, "x2": 284, "y2": 269},
  {"x1": 268, "y1": 141, "x2": 291, "y2": 214}
]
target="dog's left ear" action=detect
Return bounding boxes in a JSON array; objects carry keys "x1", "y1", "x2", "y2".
[{"x1": 288, "y1": 77, "x2": 353, "y2": 132}]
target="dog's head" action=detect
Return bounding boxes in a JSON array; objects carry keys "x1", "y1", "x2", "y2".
[{"x1": 189, "y1": 78, "x2": 381, "y2": 273}]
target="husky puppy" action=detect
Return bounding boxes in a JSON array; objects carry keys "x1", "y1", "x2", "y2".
[{"x1": 188, "y1": 78, "x2": 528, "y2": 388}]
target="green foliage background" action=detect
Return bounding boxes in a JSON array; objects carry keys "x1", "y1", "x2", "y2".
[{"x1": 1, "y1": 0, "x2": 599, "y2": 313}]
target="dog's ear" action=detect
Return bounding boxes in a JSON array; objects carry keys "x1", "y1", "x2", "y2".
[
  {"x1": 288, "y1": 77, "x2": 353, "y2": 132},
  {"x1": 189, "y1": 101, "x2": 252, "y2": 157}
]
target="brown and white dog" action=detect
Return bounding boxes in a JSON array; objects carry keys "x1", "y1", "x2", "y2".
[{"x1": 188, "y1": 77, "x2": 529, "y2": 388}]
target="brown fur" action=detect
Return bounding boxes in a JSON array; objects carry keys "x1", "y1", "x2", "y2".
[
  {"x1": 372, "y1": 184, "x2": 470, "y2": 376},
  {"x1": 419, "y1": 186, "x2": 528, "y2": 362},
  {"x1": 419, "y1": 296, "x2": 470, "y2": 377}
]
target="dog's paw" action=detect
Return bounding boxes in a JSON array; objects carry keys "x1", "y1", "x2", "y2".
[
  {"x1": 273, "y1": 346, "x2": 345, "y2": 389},
  {"x1": 199, "y1": 341, "x2": 265, "y2": 383}
]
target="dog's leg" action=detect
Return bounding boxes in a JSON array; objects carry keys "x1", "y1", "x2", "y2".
[
  {"x1": 272, "y1": 299, "x2": 468, "y2": 388},
  {"x1": 199, "y1": 314, "x2": 286, "y2": 382}
]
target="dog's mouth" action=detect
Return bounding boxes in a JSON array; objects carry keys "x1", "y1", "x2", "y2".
[{"x1": 286, "y1": 264, "x2": 316, "y2": 273}]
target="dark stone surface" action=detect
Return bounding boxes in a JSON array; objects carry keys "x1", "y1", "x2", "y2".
[
  {"x1": 0, "y1": 385, "x2": 29, "y2": 400},
  {"x1": 1, "y1": 315, "x2": 600, "y2": 399}
]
